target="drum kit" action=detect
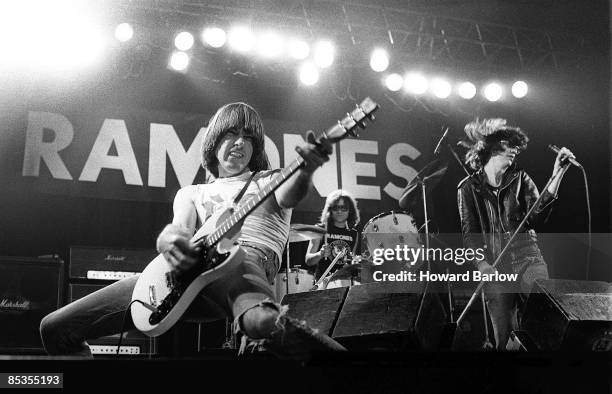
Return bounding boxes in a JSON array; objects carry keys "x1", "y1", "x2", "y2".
[{"x1": 274, "y1": 159, "x2": 449, "y2": 300}]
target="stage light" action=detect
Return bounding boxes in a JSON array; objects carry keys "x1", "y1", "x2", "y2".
[
  {"x1": 0, "y1": 1, "x2": 107, "y2": 70},
  {"x1": 313, "y1": 40, "x2": 334, "y2": 68},
  {"x1": 115, "y1": 23, "x2": 133, "y2": 42},
  {"x1": 484, "y1": 83, "x2": 503, "y2": 102},
  {"x1": 431, "y1": 78, "x2": 451, "y2": 98},
  {"x1": 288, "y1": 39, "x2": 309, "y2": 60},
  {"x1": 202, "y1": 27, "x2": 226, "y2": 48},
  {"x1": 458, "y1": 82, "x2": 477, "y2": 99},
  {"x1": 174, "y1": 31, "x2": 194, "y2": 51},
  {"x1": 256, "y1": 31, "x2": 284, "y2": 58},
  {"x1": 299, "y1": 61, "x2": 319, "y2": 86},
  {"x1": 370, "y1": 48, "x2": 389, "y2": 72},
  {"x1": 64, "y1": 29, "x2": 106, "y2": 68},
  {"x1": 404, "y1": 73, "x2": 428, "y2": 95},
  {"x1": 512, "y1": 80, "x2": 528, "y2": 98},
  {"x1": 385, "y1": 73, "x2": 403, "y2": 91},
  {"x1": 169, "y1": 51, "x2": 189, "y2": 71},
  {"x1": 228, "y1": 26, "x2": 254, "y2": 53}
]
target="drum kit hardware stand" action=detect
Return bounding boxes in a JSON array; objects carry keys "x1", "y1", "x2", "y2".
[
  {"x1": 397, "y1": 158, "x2": 448, "y2": 328},
  {"x1": 399, "y1": 158, "x2": 448, "y2": 272}
]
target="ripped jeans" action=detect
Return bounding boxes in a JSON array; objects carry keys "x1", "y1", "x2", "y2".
[{"x1": 39, "y1": 242, "x2": 280, "y2": 356}]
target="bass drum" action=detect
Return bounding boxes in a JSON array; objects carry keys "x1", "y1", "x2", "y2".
[
  {"x1": 273, "y1": 268, "x2": 314, "y2": 301},
  {"x1": 362, "y1": 211, "x2": 421, "y2": 255}
]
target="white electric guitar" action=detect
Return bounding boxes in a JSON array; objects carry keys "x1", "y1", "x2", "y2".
[{"x1": 130, "y1": 98, "x2": 379, "y2": 337}]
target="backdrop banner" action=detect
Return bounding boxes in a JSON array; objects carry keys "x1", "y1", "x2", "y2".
[{"x1": 0, "y1": 106, "x2": 425, "y2": 213}]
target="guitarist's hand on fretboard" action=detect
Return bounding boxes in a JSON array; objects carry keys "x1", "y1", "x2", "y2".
[
  {"x1": 295, "y1": 130, "x2": 333, "y2": 173},
  {"x1": 156, "y1": 224, "x2": 202, "y2": 273}
]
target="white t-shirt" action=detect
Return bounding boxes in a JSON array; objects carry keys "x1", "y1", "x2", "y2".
[{"x1": 184, "y1": 170, "x2": 292, "y2": 261}]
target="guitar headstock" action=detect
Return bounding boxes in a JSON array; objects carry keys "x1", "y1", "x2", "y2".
[{"x1": 324, "y1": 97, "x2": 379, "y2": 143}]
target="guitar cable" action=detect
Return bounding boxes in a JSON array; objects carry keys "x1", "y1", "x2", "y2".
[{"x1": 116, "y1": 299, "x2": 153, "y2": 358}]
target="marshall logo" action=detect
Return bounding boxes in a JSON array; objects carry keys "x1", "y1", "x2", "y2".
[
  {"x1": 105, "y1": 254, "x2": 127, "y2": 262},
  {"x1": 0, "y1": 298, "x2": 32, "y2": 311}
]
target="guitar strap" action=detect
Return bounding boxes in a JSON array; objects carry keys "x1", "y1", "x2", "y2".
[{"x1": 233, "y1": 171, "x2": 258, "y2": 206}]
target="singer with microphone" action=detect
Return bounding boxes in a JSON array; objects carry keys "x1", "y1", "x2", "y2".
[{"x1": 456, "y1": 118, "x2": 575, "y2": 350}]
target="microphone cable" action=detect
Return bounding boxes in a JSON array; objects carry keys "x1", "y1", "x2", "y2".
[{"x1": 579, "y1": 166, "x2": 592, "y2": 280}]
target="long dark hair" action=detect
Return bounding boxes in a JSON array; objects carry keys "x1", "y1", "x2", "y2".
[
  {"x1": 201, "y1": 102, "x2": 270, "y2": 178},
  {"x1": 319, "y1": 189, "x2": 360, "y2": 229},
  {"x1": 463, "y1": 118, "x2": 529, "y2": 170}
]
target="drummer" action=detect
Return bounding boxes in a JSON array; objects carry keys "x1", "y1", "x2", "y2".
[{"x1": 305, "y1": 189, "x2": 361, "y2": 284}]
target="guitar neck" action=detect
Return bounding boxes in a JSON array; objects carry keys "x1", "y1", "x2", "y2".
[{"x1": 202, "y1": 157, "x2": 305, "y2": 247}]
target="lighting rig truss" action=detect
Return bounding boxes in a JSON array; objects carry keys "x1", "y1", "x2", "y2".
[{"x1": 115, "y1": 0, "x2": 591, "y2": 74}]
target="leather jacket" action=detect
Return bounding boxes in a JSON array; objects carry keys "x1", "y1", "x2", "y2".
[{"x1": 457, "y1": 164, "x2": 557, "y2": 269}]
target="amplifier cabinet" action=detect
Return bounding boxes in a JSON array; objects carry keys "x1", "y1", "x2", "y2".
[
  {"x1": 69, "y1": 246, "x2": 157, "y2": 280},
  {"x1": 0, "y1": 256, "x2": 64, "y2": 354}
]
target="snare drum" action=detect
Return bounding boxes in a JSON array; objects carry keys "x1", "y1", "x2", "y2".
[
  {"x1": 362, "y1": 211, "x2": 421, "y2": 255},
  {"x1": 274, "y1": 268, "x2": 314, "y2": 300}
]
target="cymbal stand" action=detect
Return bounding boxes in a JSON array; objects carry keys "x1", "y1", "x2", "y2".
[
  {"x1": 447, "y1": 142, "x2": 471, "y2": 177},
  {"x1": 414, "y1": 176, "x2": 431, "y2": 329}
]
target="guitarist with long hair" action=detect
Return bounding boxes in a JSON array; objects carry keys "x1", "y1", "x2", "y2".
[{"x1": 40, "y1": 102, "x2": 346, "y2": 358}]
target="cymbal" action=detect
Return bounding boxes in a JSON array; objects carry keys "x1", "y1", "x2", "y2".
[
  {"x1": 288, "y1": 224, "x2": 326, "y2": 243},
  {"x1": 329, "y1": 261, "x2": 373, "y2": 281},
  {"x1": 399, "y1": 159, "x2": 448, "y2": 209}
]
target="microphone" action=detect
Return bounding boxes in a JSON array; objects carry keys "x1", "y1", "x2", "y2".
[
  {"x1": 548, "y1": 144, "x2": 582, "y2": 168},
  {"x1": 434, "y1": 127, "x2": 450, "y2": 155}
]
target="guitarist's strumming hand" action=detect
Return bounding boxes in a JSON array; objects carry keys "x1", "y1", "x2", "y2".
[{"x1": 156, "y1": 224, "x2": 202, "y2": 273}]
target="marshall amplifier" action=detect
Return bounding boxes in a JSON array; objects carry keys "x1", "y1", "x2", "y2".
[
  {"x1": 69, "y1": 246, "x2": 157, "y2": 281},
  {"x1": 0, "y1": 256, "x2": 64, "y2": 354},
  {"x1": 69, "y1": 283, "x2": 157, "y2": 356}
]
